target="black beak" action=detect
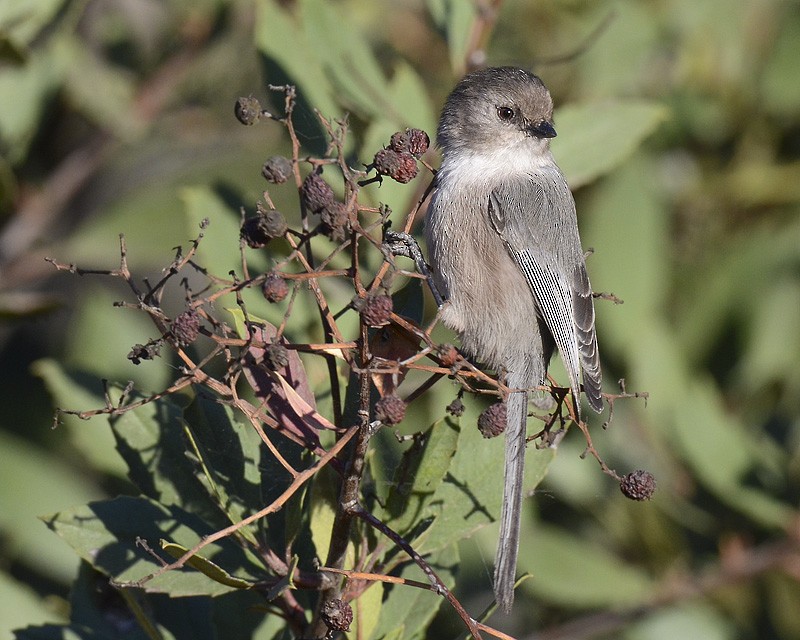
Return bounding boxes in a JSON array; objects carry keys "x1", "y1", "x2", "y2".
[{"x1": 529, "y1": 120, "x2": 557, "y2": 138}]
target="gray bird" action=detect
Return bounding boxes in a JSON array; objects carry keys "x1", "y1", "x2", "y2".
[{"x1": 425, "y1": 67, "x2": 603, "y2": 613}]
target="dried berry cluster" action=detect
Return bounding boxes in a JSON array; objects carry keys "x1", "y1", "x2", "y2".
[{"x1": 370, "y1": 127, "x2": 429, "y2": 184}]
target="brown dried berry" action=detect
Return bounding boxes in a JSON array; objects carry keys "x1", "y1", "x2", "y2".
[
  {"x1": 478, "y1": 402, "x2": 507, "y2": 438},
  {"x1": 321, "y1": 598, "x2": 353, "y2": 633},
  {"x1": 320, "y1": 201, "x2": 349, "y2": 230},
  {"x1": 389, "y1": 130, "x2": 410, "y2": 154},
  {"x1": 234, "y1": 96, "x2": 262, "y2": 125},
  {"x1": 128, "y1": 342, "x2": 161, "y2": 365},
  {"x1": 261, "y1": 156, "x2": 292, "y2": 183},
  {"x1": 241, "y1": 208, "x2": 288, "y2": 248},
  {"x1": 373, "y1": 149, "x2": 418, "y2": 184},
  {"x1": 389, "y1": 128, "x2": 430, "y2": 158},
  {"x1": 171, "y1": 310, "x2": 201, "y2": 346},
  {"x1": 375, "y1": 394, "x2": 406, "y2": 425},
  {"x1": 620, "y1": 470, "x2": 657, "y2": 501},
  {"x1": 437, "y1": 343, "x2": 459, "y2": 367},
  {"x1": 262, "y1": 272, "x2": 289, "y2": 303},
  {"x1": 301, "y1": 171, "x2": 335, "y2": 213},
  {"x1": 447, "y1": 397, "x2": 465, "y2": 417},
  {"x1": 360, "y1": 294, "x2": 393, "y2": 326},
  {"x1": 263, "y1": 343, "x2": 290, "y2": 370},
  {"x1": 406, "y1": 128, "x2": 430, "y2": 157}
]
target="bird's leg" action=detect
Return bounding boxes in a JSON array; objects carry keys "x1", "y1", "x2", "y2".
[{"x1": 382, "y1": 230, "x2": 445, "y2": 307}]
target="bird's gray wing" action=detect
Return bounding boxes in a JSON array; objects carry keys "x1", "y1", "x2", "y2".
[{"x1": 488, "y1": 177, "x2": 602, "y2": 413}]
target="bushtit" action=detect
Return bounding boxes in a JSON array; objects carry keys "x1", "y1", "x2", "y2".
[{"x1": 426, "y1": 67, "x2": 603, "y2": 612}]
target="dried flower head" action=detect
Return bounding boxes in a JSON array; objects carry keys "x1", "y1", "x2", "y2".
[
  {"x1": 478, "y1": 402, "x2": 507, "y2": 438},
  {"x1": 375, "y1": 394, "x2": 406, "y2": 425},
  {"x1": 620, "y1": 470, "x2": 657, "y2": 501}
]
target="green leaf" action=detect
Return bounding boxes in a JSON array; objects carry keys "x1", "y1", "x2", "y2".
[
  {"x1": 415, "y1": 403, "x2": 555, "y2": 554},
  {"x1": 0, "y1": 429, "x2": 103, "y2": 584},
  {"x1": 43, "y1": 496, "x2": 262, "y2": 597},
  {"x1": 182, "y1": 395, "x2": 264, "y2": 527},
  {"x1": 383, "y1": 417, "x2": 460, "y2": 536},
  {"x1": 581, "y1": 154, "x2": 671, "y2": 355},
  {"x1": 0, "y1": 37, "x2": 67, "y2": 163},
  {"x1": 106, "y1": 388, "x2": 226, "y2": 526},
  {"x1": 32, "y1": 358, "x2": 128, "y2": 477},
  {"x1": 0, "y1": 0, "x2": 67, "y2": 49},
  {"x1": 625, "y1": 602, "x2": 735, "y2": 640},
  {"x1": 301, "y1": 0, "x2": 390, "y2": 120},
  {"x1": 161, "y1": 541, "x2": 256, "y2": 589},
  {"x1": 517, "y1": 525, "x2": 656, "y2": 608},
  {"x1": 181, "y1": 186, "x2": 247, "y2": 283},
  {"x1": 0, "y1": 571, "x2": 65, "y2": 633},
  {"x1": 253, "y1": 0, "x2": 338, "y2": 119},
  {"x1": 13, "y1": 625, "x2": 111, "y2": 640},
  {"x1": 370, "y1": 543, "x2": 457, "y2": 640},
  {"x1": 424, "y1": 0, "x2": 476, "y2": 74},
  {"x1": 553, "y1": 101, "x2": 668, "y2": 188}
]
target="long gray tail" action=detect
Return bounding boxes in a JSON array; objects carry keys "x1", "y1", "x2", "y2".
[{"x1": 493, "y1": 377, "x2": 528, "y2": 613}]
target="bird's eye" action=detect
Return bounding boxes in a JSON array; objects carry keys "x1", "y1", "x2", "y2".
[{"x1": 497, "y1": 106, "x2": 515, "y2": 121}]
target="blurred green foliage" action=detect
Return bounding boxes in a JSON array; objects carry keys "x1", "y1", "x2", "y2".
[{"x1": 1, "y1": 0, "x2": 799, "y2": 639}]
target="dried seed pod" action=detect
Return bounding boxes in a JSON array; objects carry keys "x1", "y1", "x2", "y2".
[
  {"x1": 171, "y1": 310, "x2": 201, "y2": 346},
  {"x1": 389, "y1": 128, "x2": 430, "y2": 158},
  {"x1": 261, "y1": 156, "x2": 293, "y2": 183},
  {"x1": 373, "y1": 148, "x2": 418, "y2": 184},
  {"x1": 360, "y1": 294, "x2": 393, "y2": 327},
  {"x1": 375, "y1": 394, "x2": 406, "y2": 425},
  {"x1": 234, "y1": 96, "x2": 262, "y2": 125},
  {"x1": 240, "y1": 208, "x2": 288, "y2": 248},
  {"x1": 301, "y1": 171, "x2": 335, "y2": 213},
  {"x1": 263, "y1": 343, "x2": 290, "y2": 370},
  {"x1": 436, "y1": 343, "x2": 459, "y2": 367},
  {"x1": 447, "y1": 397, "x2": 465, "y2": 417},
  {"x1": 619, "y1": 470, "x2": 657, "y2": 501},
  {"x1": 321, "y1": 598, "x2": 353, "y2": 633},
  {"x1": 262, "y1": 272, "x2": 289, "y2": 303},
  {"x1": 478, "y1": 402, "x2": 507, "y2": 438}
]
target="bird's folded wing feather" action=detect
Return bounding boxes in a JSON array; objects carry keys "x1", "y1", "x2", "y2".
[{"x1": 488, "y1": 179, "x2": 602, "y2": 412}]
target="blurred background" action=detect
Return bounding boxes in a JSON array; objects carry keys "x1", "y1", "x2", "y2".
[{"x1": 1, "y1": 0, "x2": 800, "y2": 638}]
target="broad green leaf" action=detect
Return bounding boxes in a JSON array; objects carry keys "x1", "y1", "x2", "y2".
[
  {"x1": 581, "y1": 154, "x2": 671, "y2": 354},
  {"x1": 13, "y1": 625, "x2": 110, "y2": 640},
  {"x1": 308, "y1": 467, "x2": 339, "y2": 564},
  {"x1": 32, "y1": 358, "x2": 127, "y2": 477},
  {"x1": 370, "y1": 543, "x2": 456, "y2": 640},
  {"x1": 0, "y1": 0, "x2": 67, "y2": 49},
  {"x1": 68, "y1": 561, "x2": 184, "y2": 640},
  {"x1": 161, "y1": 541, "x2": 256, "y2": 589},
  {"x1": 0, "y1": 571, "x2": 65, "y2": 633},
  {"x1": 517, "y1": 525, "x2": 655, "y2": 608},
  {"x1": 351, "y1": 579, "x2": 382, "y2": 640},
  {"x1": 553, "y1": 101, "x2": 668, "y2": 188},
  {"x1": 673, "y1": 381, "x2": 792, "y2": 528},
  {"x1": 43, "y1": 496, "x2": 262, "y2": 597},
  {"x1": 383, "y1": 417, "x2": 460, "y2": 536},
  {"x1": 0, "y1": 37, "x2": 67, "y2": 163},
  {"x1": 0, "y1": 429, "x2": 103, "y2": 584},
  {"x1": 301, "y1": 0, "x2": 389, "y2": 120},
  {"x1": 63, "y1": 40, "x2": 141, "y2": 139},
  {"x1": 625, "y1": 602, "x2": 735, "y2": 640},
  {"x1": 424, "y1": 0, "x2": 476, "y2": 74},
  {"x1": 180, "y1": 186, "x2": 249, "y2": 283},
  {"x1": 416, "y1": 403, "x2": 555, "y2": 554},
  {"x1": 107, "y1": 388, "x2": 226, "y2": 527},
  {"x1": 61, "y1": 283, "x2": 172, "y2": 393},
  {"x1": 253, "y1": 0, "x2": 338, "y2": 119},
  {"x1": 762, "y1": 12, "x2": 800, "y2": 118},
  {"x1": 182, "y1": 395, "x2": 264, "y2": 527}
]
